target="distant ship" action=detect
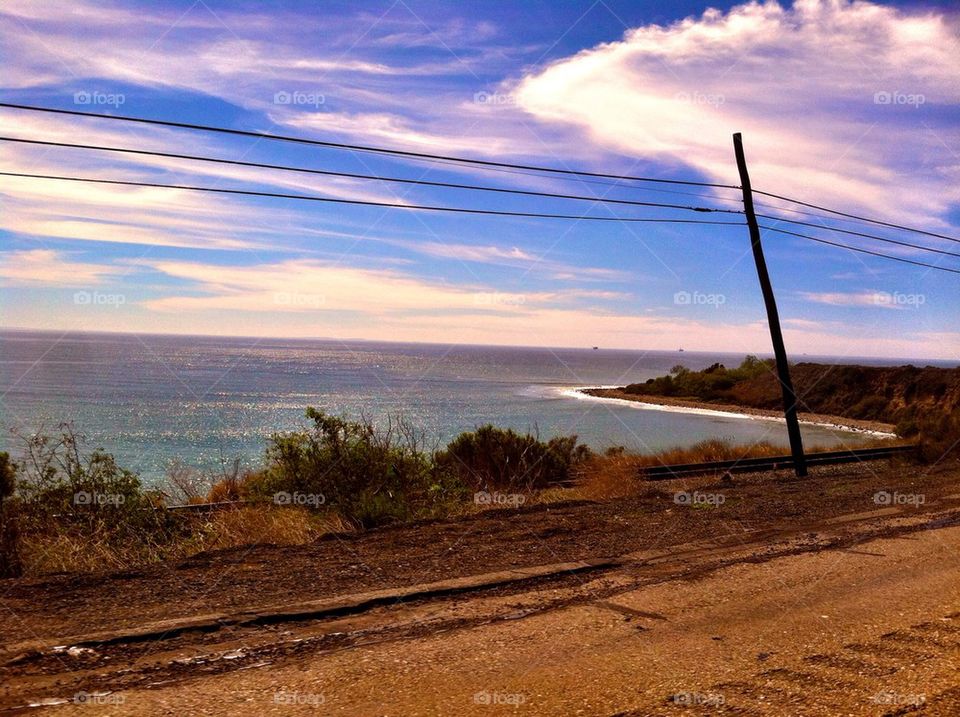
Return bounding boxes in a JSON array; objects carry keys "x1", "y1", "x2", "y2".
[
  {"x1": 592, "y1": 346, "x2": 599, "y2": 350},
  {"x1": 678, "y1": 347, "x2": 685, "y2": 352}
]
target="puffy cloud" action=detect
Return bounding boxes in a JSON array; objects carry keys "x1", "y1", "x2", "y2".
[{"x1": 515, "y1": 0, "x2": 960, "y2": 230}]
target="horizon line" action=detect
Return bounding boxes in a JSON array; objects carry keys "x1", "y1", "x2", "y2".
[{"x1": 0, "y1": 326, "x2": 955, "y2": 365}]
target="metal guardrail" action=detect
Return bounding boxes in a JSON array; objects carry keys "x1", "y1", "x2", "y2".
[{"x1": 640, "y1": 444, "x2": 917, "y2": 480}]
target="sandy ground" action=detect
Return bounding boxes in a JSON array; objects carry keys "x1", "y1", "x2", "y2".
[{"x1": 24, "y1": 511, "x2": 960, "y2": 716}]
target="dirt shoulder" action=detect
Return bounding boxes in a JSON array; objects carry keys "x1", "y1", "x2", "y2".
[
  {"x1": 1, "y1": 460, "x2": 955, "y2": 651},
  {"x1": 6, "y1": 478, "x2": 960, "y2": 715},
  {"x1": 581, "y1": 387, "x2": 898, "y2": 435},
  {"x1": 84, "y1": 517, "x2": 960, "y2": 716}
]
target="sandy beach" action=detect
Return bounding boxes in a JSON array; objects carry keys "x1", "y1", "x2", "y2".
[{"x1": 577, "y1": 387, "x2": 898, "y2": 437}]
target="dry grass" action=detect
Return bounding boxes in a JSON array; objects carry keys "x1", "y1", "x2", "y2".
[
  {"x1": 571, "y1": 440, "x2": 781, "y2": 501},
  {"x1": 15, "y1": 436, "x2": 911, "y2": 576},
  {"x1": 16, "y1": 506, "x2": 354, "y2": 577},
  {"x1": 185, "y1": 506, "x2": 352, "y2": 553},
  {"x1": 570, "y1": 438, "x2": 907, "y2": 501},
  {"x1": 634, "y1": 439, "x2": 790, "y2": 467},
  {"x1": 18, "y1": 534, "x2": 130, "y2": 575}
]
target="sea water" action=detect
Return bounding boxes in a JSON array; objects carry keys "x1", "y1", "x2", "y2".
[{"x1": 2, "y1": 330, "x2": 946, "y2": 485}]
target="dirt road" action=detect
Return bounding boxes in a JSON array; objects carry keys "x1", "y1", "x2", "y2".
[{"x1": 3, "y1": 461, "x2": 960, "y2": 715}]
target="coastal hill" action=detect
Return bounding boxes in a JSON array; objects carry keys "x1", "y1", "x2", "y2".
[{"x1": 595, "y1": 357, "x2": 960, "y2": 451}]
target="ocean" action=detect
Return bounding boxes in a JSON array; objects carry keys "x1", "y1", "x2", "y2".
[{"x1": 1, "y1": 330, "x2": 945, "y2": 486}]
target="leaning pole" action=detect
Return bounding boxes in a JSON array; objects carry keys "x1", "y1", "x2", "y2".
[{"x1": 732, "y1": 132, "x2": 807, "y2": 478}]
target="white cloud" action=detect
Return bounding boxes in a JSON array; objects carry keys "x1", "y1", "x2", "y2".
[
  {"x1": 0, "y1": 249, "x2": 125, "y2": 286},
  {"x1": 402, "y1": 240, "x2": 631, "y2": 281},
  {"x1": 116, "y1": 257, "x2": 955, "y2": 358},
  {"x1": 139, "y1": 258, "x2": 555, "y2": 314},
  {"x1": 799, "y1": 290, "x2": 909, "y2": 309},
  {"x1": 515, "y1": 0, "x2": 960, "y2": 232},
  {"x1": 405, "y1": 241, "x2": 535, "y2": 263}
]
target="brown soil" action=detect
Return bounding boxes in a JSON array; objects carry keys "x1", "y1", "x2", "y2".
[
  {"x1": 0, "y1": 459, "x2": 952, "y2": 649},
  {"x1": 2, "y1": 460, "x2": 960, "y2": 714}
]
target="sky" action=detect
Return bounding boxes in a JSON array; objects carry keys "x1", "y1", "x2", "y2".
[{"x1": 0, "y1": 0, "x2": 958, "y2": 359}]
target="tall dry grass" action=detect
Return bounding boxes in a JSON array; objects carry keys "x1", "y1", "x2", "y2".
[{"x1": 18, "y1": 506, "x2": 353, "y2": 576}]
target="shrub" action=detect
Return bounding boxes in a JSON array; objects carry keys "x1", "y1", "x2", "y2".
[
  {"x1": 0, "y1": 451, "x2": 21, "y2": 577},
  {"x1": 625, "y1": 356, "x2": 775, "y2": 402},
  {"x1": 256, "y1": 408, "x2": 465, "y2": 528},
  {"x1": 11, "y1": 423, "x2": 184, "y2": 564},
  {"x1": 914, "y1": 410, "x2": 960, "y2": 463},
  {"x1": 436, "y1": 424, "x2": 591, "y2": 492}
]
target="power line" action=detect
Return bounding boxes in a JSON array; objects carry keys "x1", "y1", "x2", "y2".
[
  {"x1": 3, "y1": 103, "x2": 954, "y2": 261},
  {"x1": 754, "y1": 212, "x2": 960, "y2": 259},
  {"x1": 754, "y1": 198, "x2": 891, "y2": 227},
  {"x1": 0, "y1": 103, "x2": 739, "y2": 190},
  {"x1": 9, "y1": 135, "x2": 947, "y2": 258},
  {"x1": 4, "y1": 104, "x2": 955, "y2": 247},
  {"x1": 0, "y1": 136, "x2": 740, "y2": 216},
  {"x1": 760, "y1": 225, "x2": 960, "y2": 275},
  {"x1": 404, "y1": 157, "x2": 742, "y2": 203},
  {"x1": 754, "y1": 188, "x2": 960, "y2": 245},
  {"x1": 0, "y1": 171, "x2": 749, "y2": 227}
]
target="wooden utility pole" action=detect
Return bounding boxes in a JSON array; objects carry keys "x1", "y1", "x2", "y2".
[{"x1": 733, "y1": 132, "x2": 807, "y2": 477}]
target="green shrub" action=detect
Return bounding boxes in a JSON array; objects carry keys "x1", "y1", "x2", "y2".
[
  {"x1": 0, "y1": 451, "x2": 21, "y2": 578},
  {"x1": 256, "y1": 408, "x2": 466, "y2": 528},
  {"x1": 12, "y1": 424, "x2": 183, "y2": 559},
  {"x1": 435, "y1": 425, "x2": 590, "y2": 492},
  {"x1": 625, "y1": 356, "x2": 774, "y2": 402}
]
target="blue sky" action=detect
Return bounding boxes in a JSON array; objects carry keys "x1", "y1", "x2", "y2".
[{"x1": 0, "y1": 0, "x2": 957, "y2": 359}]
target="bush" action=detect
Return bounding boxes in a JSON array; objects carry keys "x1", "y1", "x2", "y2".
[
  {"x1": 11, "y1": 423, "x2": 184, "y2": 565},
  {"x1": 436, "y1": 425, "x2": 591, "y2": 492},
  {"x1": 256, "y1": 408, "x2": 466, "y2": 528},
  {"x1": 0, "y1": 451, "x2": 21, "y2": 577},
  {"x1": 625, "y1": 356, "x2": 774, "y2": 402},
  {"x1": 914, "y1": 410, "x2": 960, "y2": 463}
]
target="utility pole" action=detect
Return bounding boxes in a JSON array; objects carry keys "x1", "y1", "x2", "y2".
[{"x1": 733, "y1": 132, "x2": 807, "y2": 477}]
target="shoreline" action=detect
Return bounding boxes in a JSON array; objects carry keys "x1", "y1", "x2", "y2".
[{"x1": 571, "y1": 387, "x2": 898, "y2": 437}]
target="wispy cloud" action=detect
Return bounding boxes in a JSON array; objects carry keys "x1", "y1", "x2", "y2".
[
  {"x1": 0, "y1": 248, "x2": 125, "y2": 286},
  {"x1": 799, "y1": 290, "x2": 918, "y2": 310}
]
